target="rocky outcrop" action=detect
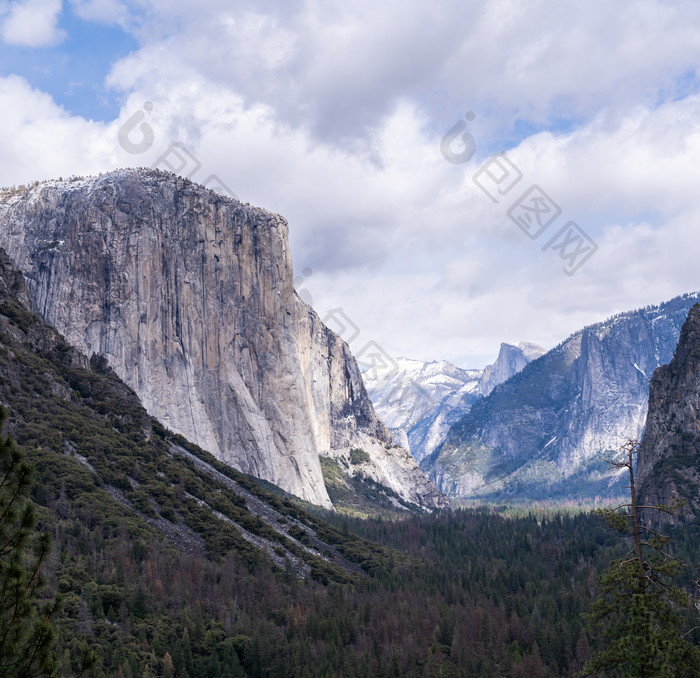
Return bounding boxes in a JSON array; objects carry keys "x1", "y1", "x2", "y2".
[
  {"x1": 0, "y1": 246, "x2": 394, "y2": 574},
  {"x1": 0, "y1": 169, "x2": 443, "y2": 510},
  {"x1": 424, "y1": 293, "x2": 700, "y2": 500},
  {"x1": 293, "y1": 301, "x2": 445, "y2": 508},
  {"x1": 637, "y1": 304, "x2": 700, "y2": 525},
  {"x1": 478, "y1": 342, "x2": 545, "y2": 396}
]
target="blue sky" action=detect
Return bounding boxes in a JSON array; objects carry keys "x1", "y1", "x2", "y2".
[
  {"x1": 0, "y1": 1, "x2": 137, "y2": 120},
  {"x1": 1, "y1": 0, "x2": 700, "y2": 368}
]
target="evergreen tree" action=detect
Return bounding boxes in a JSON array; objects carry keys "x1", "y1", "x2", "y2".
[
  {"x1": 581, "y1": 440, "x2": 700, "y2": 677},
  {"x1": 0, "y1": 408, "x2": 58, "y2": 677}
]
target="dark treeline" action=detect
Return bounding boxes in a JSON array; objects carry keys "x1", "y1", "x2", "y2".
[{"x1": 38, "y1": 480, "x2": 700, "y2": 678}]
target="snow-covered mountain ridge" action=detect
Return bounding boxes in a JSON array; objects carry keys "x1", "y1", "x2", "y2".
[{"x1": 363, "y1": 342, "x2": 544, "y2": 462}]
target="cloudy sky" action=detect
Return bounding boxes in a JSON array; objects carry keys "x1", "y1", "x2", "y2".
[{"x1": 1, "y1": 0, "x2": 699, "y2": 368}]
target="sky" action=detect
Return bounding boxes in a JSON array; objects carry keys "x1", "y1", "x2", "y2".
[{"x1": 0, "y1": 0, "x2": 699, "y2": 369}]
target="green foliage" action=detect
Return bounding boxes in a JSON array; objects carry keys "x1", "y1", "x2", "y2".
[
  {"x1": 582, "y1": 559, "x2": 700, "y2": 677},
  {"x1": 0, "y1": 302, "x2": 37, "y2": 334},
  {"x1": 581, "y1": 442, "x2": 700, "y2": 677},
  {"x1": 348, "y1": 448, "x2": 370, "y2": 465},
  {"x1": 0, "y1": 407, "x2": 59, "y2": 677},
  {"x1": 318, "y1": 456, "x2": 417, "y2": 518},
  {"x1": 0, "y1": 257, "x2": 697, "y2": 676}
]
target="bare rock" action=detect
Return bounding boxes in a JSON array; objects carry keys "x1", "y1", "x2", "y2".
[{"x1": 0, "y1": 169, "x2": 443, "y2": 510}]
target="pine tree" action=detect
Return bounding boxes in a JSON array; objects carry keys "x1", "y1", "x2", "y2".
[
  {"x1": 581, "y1": 440, "x2": 700, "y2": 677},
  {"x1": 0, "y1": 408, "x2": 59, "y2": 677}
]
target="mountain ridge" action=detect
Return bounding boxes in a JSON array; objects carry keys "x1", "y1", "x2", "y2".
[
  {"x1": 363, "y1": 341, "x2": 544, "y2": 464},
  {"x1": 424, "y1": 292, "x2": 700, "y2": 500},
  {"x1": 478, "y1": 341, "x2": 546, "y2": 396}
]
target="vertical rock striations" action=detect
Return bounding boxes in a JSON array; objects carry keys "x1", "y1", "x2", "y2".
[
  {"x1": 0, "y1": 169, "x2": 443, "y2": 509},
  {"x1": 637, "y1": 304, "x2": 700, "y2": 525},
  {"x1": 478, "y1": 342, "x2": 546, "y2": 396}
]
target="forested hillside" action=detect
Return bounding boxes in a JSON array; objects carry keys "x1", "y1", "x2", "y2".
[{"x1": 0, "y1": 245, "x2": 698, "y2": 677}]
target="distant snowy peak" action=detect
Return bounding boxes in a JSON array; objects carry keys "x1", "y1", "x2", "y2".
[
  {"x1": 363, "y1": 357, "x2": 481, "y2": 433},
  {"x1": 362, "y1": 342, "x2": 544, "y2": 463},
  {"x1": 517, "y1": 341, "x2": 548, "y2": 362},
  {"x1": 478, "y1": 342, "x2": 546, "y2": 396},
  {"x1": 426, "y1": 291, "x2": 700, "y2": 501}
]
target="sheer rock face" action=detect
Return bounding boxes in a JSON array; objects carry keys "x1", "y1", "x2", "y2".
[
  {"x1": 478, "y1": 342, "x2": 545, "y2": 397},
  {"x1": 637, "y1": 304, "x2": 700, "y2": 525},
  {"x1": 0, "y1": 169, "x2": 443, "y2": 509}
]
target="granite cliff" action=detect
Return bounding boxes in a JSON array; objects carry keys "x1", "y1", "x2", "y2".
[
  {"x1": 637, "y1": 303, "x2": 700, "y2": 525},
  {"x1": 0, "y1": 169, "x2": 443, "y2": 510},
  {"x1": 478, "y1": 342, "x2": 546, "y2": 396},
  {"x1": 0, "y1": 244, "x2": 378, "y2": 578}
]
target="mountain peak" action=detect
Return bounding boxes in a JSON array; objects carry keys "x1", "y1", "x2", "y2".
[
  {"x1": 478, "y1": 341, "x2": 546, "y2": 397},
  {"x1": 363, "y1": 342, "x2": 543, "y2": 464}
]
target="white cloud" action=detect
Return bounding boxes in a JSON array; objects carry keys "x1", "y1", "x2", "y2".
[
  {"x1": 0, "y1": 75, "x2": 138, "y2": 186},
  {"x1": 102, "y1": 0, "x2": 700, "y2": 148},
  {"x1": 1, "y1": 0, "x2": 65, "y2": 47},
  {"x1": 69, "y1": 0, "x2": 130, "y2": 27},
  {"x1": 2, "y1": 1, "x2": 700, "y2": 367}
]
